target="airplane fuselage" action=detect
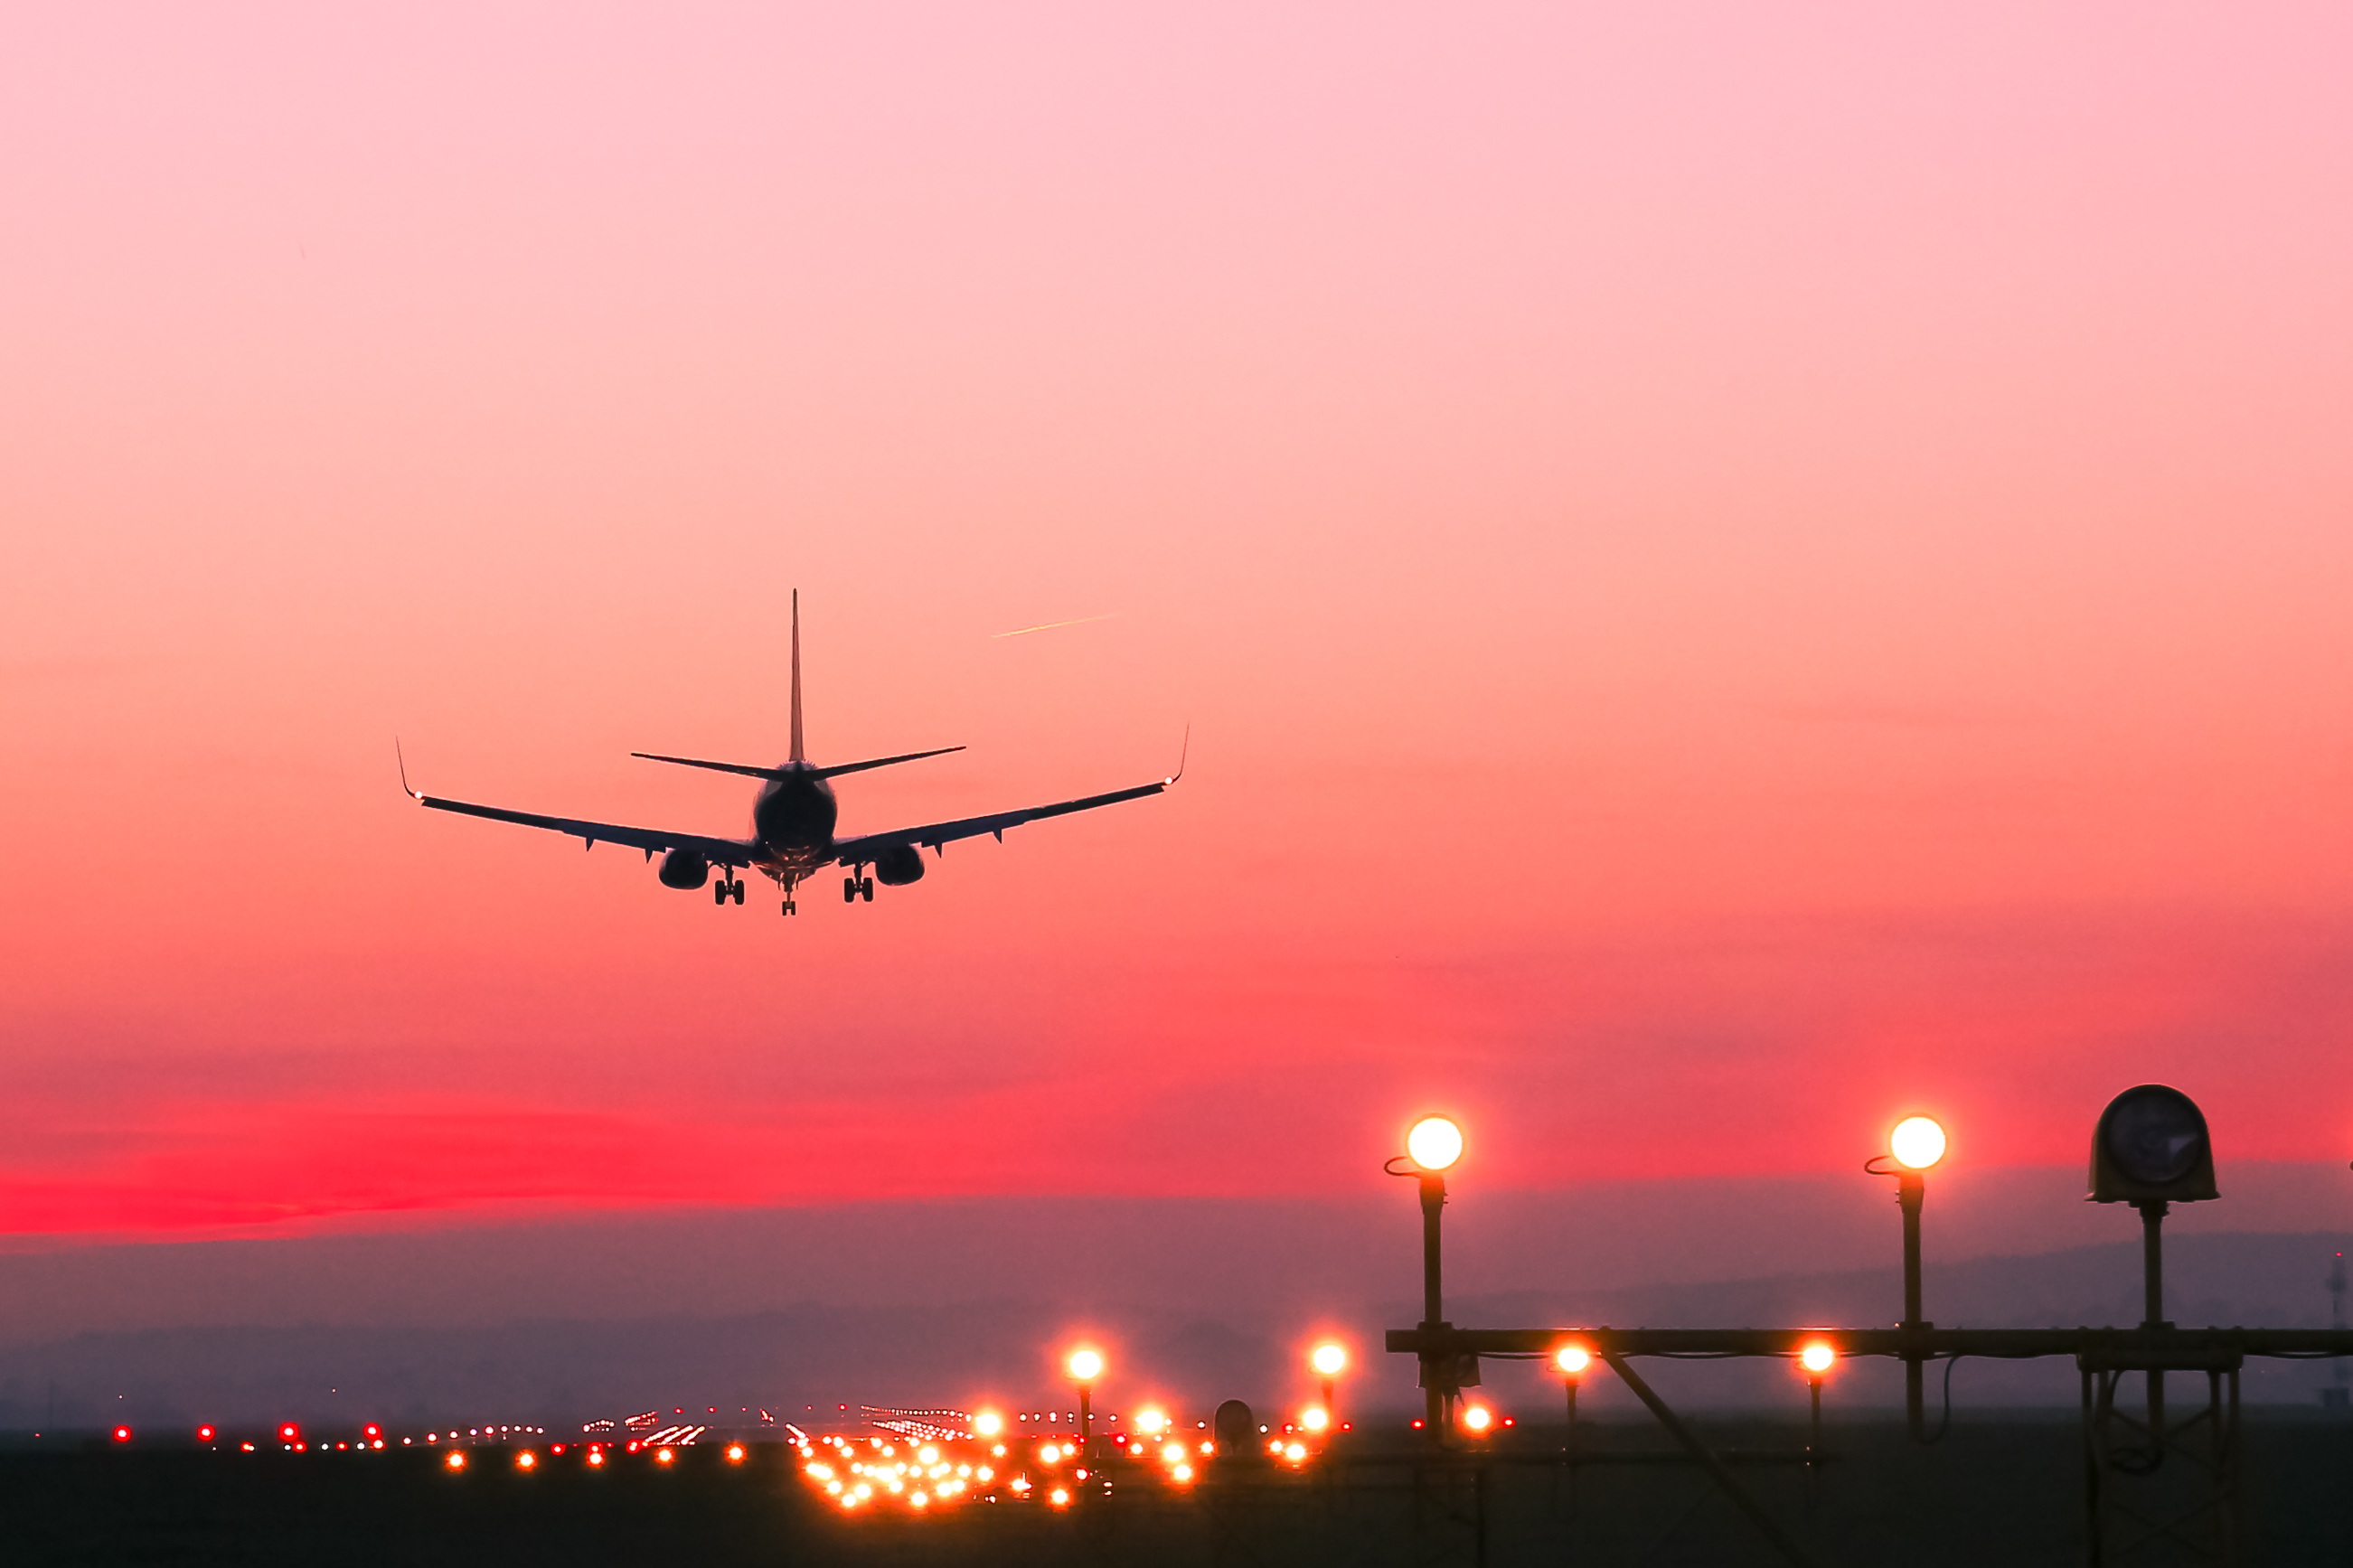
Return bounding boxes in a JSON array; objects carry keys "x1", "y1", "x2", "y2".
[{"x1": 750, "y1": 765, "x2": 838, "y2": 878}]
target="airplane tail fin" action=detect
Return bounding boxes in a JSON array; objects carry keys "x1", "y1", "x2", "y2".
[{"x1": 789, "y1": 589, "x2": 805, "y2": 764}]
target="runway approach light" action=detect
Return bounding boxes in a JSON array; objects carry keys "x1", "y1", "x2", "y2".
[
  {"x1": 1067, "y1": 1349, "x2": 1104, "y2": 1383},
  {"x1": 1312, "y1": 1343, "x2": 1348, "y2": 1377},
  {"x1": 1407, "y1": 1117, "x2": 1464, "y2": 1172},
  {"x1": 1461, "y1": 1405, "x2": 1493, "y2": 1433},
  {"x1": 973, "y1": 1412, "x2": 1003, "y2": 1438},
  {"x1": 1890, "y1": 1116, "x2": 1947, "y2": 1170},
  {"x1": 2091, "y1": 1084, "x2": 2217, "y2": 1205},
  {"x1": 1555, "y1": 1346, "x2": 1591, "y2": 1376},
  {"x1": 1799, "y1": 1342, "x2": 1837, "y2": 1376}
]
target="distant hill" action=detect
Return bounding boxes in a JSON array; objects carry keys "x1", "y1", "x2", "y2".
[{"x1": 3, "y1": 1228, "x2": 2344, "y2": 1432}]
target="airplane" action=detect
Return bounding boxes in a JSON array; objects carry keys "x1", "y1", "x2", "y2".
[{"x1": 400, "y1": 593, "x2": 1181, "y2": 915}]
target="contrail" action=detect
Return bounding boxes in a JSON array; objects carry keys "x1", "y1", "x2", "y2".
[{"x1": 991, "y1": 613, "x2": 1121, "y2": 639}]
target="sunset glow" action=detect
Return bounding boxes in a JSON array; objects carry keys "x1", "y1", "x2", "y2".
[{"x1": 1, "y1": 3, "x2": 2348, "y2": 1253}]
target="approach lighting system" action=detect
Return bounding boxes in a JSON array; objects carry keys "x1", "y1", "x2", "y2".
[
  {"x1": 1461, "y1": 1405, "x2": 1492, "y2": 1433},
  {"x1": 1890, "y1": 1116, "x2": 1947, "y2": 1170},
  {"x1": 1407, "y1": 1117, "x2": 1464, "y2": 1172},
  {"x1": 973, "y1": 1412, "x2": 1003, "y2": 1437},
  {"x1": 1067, "y1": 1348, "x2": 1104, "y2": 1384},
  {"x1": 1799, "y1": 1342, "x2": 1837, "y2": 1376},
  {"x1": 1312, "y1": 1343, "x2": 1348, "y2": 1377},
  {"x1": 2090, "y1": 1084, "x2": 2217, "y2": 1204},
  {"x1": 1555, "y1": 1346, "x2": 1591, "y2": 1376}
]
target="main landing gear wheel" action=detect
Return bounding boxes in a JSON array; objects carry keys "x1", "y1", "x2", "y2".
[
  {"x1": 731, "y1": 879, "x2": 745, "y2": 905},
  {"x1": 843, "y1": 876, "x2": 858, "y2": 904},
  {"x1": 713, "y1": 879, "x2": 728, "y2": 906},
  {"x1": 860, "y1": 877, "x2": 874, "y2": 902}
]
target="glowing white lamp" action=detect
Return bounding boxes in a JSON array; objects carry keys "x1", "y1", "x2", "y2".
[{"x1": 1407, "y1": 1117, "x2": 1464, "y2": 1172}]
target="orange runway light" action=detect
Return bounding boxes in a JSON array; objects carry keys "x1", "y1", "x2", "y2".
[
  {"x1": 727, "y1": 1444, "x2": 746, "y2": 1463},
  {"x1": 588, "y1": 1451, "x2": 606, "y2": 1468},
  {"x1": 1302, "y1": 1407, "x2": 1330, "y2": 1432},
  {"x1": 1555, "y1": 1346, "x2": 1591, "y2": 1376},
  {"x1": 515, "y1": 1451, "x2": 537, "y2": 1469},
  {"x1": 656, "y1": 1448, "x2": 675, "y2": 1465},
  {"x1": 974, "y1": 1412, "x2": 1003, "y2": 1437},
  {"x1": 1800, "y1": 1341, "x2": 1838, "y2": 1376},
  {"x1": 1312, "y1": 1343, "x2": 1348, "y2": 1376},
  {"x1": 1067, "y1": 1348, "x2": 1104, "y2": 1382},
  {"x1": 445, "y1": 1451, "x2": 466, "y2": 1471},
  {"x1": 1462, "y1": 1406, "x2": 1493, "y2": 1433}
]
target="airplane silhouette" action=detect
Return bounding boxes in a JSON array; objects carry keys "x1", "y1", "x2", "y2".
[{"x1": 401, "y1": 593, "x2": 1181, "y2": 915}]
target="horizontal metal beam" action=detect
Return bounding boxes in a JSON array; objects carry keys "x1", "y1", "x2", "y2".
[{"x1": 1386, "y1": 1325, "x2": 2353, "y2": 1366}]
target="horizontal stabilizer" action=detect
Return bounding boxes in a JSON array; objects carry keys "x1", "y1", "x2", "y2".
[
  {"x1": 631, "y1": 745, "x2": 965, "y2": 782},
  {"x1": 631, "y1": 752, "x2": 793, "y2": 782},
  {"x1": 812, "y1": 746, "x2": 965, "y2": 780}
]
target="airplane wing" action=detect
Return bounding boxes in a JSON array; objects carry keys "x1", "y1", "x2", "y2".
[
  {"x1": 400, "y1": 753, "x2": 753, "y2": 865},
  {"x1": 830, "y1": 766, "x2": 1180, "y2": 867}
]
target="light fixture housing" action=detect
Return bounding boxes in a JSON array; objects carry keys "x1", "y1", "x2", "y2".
[{"x1": 2089, "y1": 1084, "x2": 2217, "y2": 1204}]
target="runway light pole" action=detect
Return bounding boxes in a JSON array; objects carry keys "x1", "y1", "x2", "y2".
[
  {"x1": 1868, "y1": 1114, "x2": 1946, "y2": 1439},
  {"x1": 1067, "y1": 1348, "x2": 1104, "y2": 1466},
  {"x1": 1554, "y1": 1345, "x2": 1589, "y2": 1461},
  {"x1": 1311, "y1": 1342, "x2": 1348, "y2": 1429},
  {"x1": 1799, "y1": 1341, "x2": 1836, "y2": 1503},
  {"x1": 1388, "y1": 1116, "x2": 1464, "y2": 1437}
]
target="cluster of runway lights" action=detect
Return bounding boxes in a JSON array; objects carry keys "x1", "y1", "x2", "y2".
[{"x1": 794, "y1": 1345, "x2": 1362, "y2": 1517}]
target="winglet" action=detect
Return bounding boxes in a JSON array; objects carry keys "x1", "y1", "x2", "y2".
[
  {"x1": 789, "y1": 589, "x2": 805, "y2": 764},
  {"x1": 396, "y1": 739, "x2": 421, "y2": 801},
  {"x1": 1163, "y1": 723, "x2": 1190, "y2": 786}
]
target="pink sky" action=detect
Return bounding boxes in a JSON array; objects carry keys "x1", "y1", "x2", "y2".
[{"x1": 3, "y1": 3, "x2": 2350, "y2": 1239}]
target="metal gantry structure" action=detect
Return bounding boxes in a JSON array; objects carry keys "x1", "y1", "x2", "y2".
[{"x1": 1384, "y1": 1088, "x2": 2353, "y2": 1567}]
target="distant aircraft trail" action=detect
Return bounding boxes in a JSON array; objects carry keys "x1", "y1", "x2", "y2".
[{"x1": 991, "y1": 613, "x2": 1120, "y2": 639}]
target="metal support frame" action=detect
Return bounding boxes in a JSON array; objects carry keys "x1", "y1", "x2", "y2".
[{"x1": 1388, "y1": 1325, "x2": 2339, "y2": 1566}]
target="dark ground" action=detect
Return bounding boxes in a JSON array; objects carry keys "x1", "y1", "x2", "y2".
[{"x1": 5, "y1": 1412, "x2": 2348, "y2": 1566}]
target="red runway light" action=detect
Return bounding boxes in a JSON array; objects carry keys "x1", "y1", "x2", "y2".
[
  {"x1": 279, "y1": 1423, "x2": 300, "y2": 1444},
  {"x1": 196, "y1": 1425, "x2": 216, "y2": 1442},
  {"x1": 112, "y1": 1426, "x2": 132, "y2": 1443},
  {"x1": 363, "y1": 1424, "x2": 381, "y2": 1440}
]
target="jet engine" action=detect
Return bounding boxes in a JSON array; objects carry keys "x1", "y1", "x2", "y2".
[
  {"x1": 657, "y1": 849, "x2": 711, "y2": 889},
  {"x1": 872, "y1": 843, "x2": 926, "y2": 886}
]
